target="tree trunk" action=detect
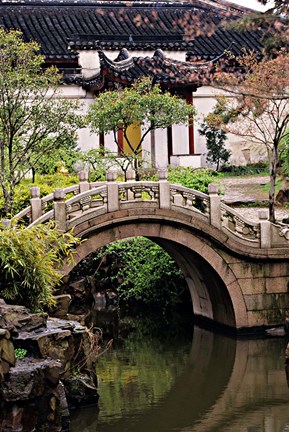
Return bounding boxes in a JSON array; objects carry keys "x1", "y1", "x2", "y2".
[
  {"x1": 134, "y1": 156, "x2": 140, "y2": 181},
  {"x1": 269, "y1": 147, "x2": 278, "y2": 223}
]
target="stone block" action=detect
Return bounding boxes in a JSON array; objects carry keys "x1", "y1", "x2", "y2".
[
  {"x1": 264, "y1": 262, "x2": 289, "y2": 277},
  {"x1": 229, "y1": 262, "x2": 265, "y2": 279},
  {"x1": 244, "y1": 294, "x2": 265, "y2": 311},
  {"x1": 266, "y1": 277, "x2": 289, "y2": 294},
  {"x1": 239, "y1": 278, "x2": 266, "y2": 295},
  {"x1": 247, "y1": 311, "x2": 268, "y2": 327}
]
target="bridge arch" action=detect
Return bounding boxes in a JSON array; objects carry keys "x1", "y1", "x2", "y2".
[
  {"x1": 62, "y1": 214, "x2": 248, "y2": 330},
  {"x1": 16, "y1": 177, "x2": 289, "y2": 330}
]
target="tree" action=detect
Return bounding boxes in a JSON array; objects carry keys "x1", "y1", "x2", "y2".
[
  {"x1": 207, "y1": 51, "x2": 289, "y2": 222},
  {"x1": 0, "y1": 29, "x2": 83, "y2": 216},
  {"x1": 198, "y1": 118, "x2": 230, "y2": 171},
  {"x1": 87, "y1": 78, "x2": 195, "y2": 180}
]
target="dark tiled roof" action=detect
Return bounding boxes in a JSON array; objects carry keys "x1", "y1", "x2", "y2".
[
  {"x1": 64, "y1": 48, "x2": 213, "y2": 90},
  {"x1": 0, "y1": 1, "x2": 263, "y2": 60}
]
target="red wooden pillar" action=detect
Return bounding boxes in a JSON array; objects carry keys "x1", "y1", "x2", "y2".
[
  {"x1": 167, "y1": 126, "x2": 173, "y2": 159},
  {"x1": 117, "y1": 127, "x2": 124, "y2": 154},
  {"x1": 186, "y1": 92, "x2": 195, "y2": 155}
]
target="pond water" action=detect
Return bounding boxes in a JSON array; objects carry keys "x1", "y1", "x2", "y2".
[{"x1": 70, "y1": 318, "x2": 289, "y2": 432}]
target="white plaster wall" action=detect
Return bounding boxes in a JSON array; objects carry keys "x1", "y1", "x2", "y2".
[
  {"x1": 141, "y1": 124, "x2": 152, "y2": 166},
  {"x1": 154, "y1": 128, "x2": 168, "y2": 168},
  {"x1": 104, "y1": 131, "x2": 118, "y2": 153},
  {"x1": 103, "y1": 50, "x2": 187, "y2": 62},
  {"x1": 172, "y1": 123, "x2": 189, "y2": 155},
  {"x1": 78, "y1": 51, "x2": 100, "y2": 78},
  {"x1": 193, "y1": 86, "x2": 266, "y2": 167},
  {"x1": 78, "y1": 128, "x2": 99, "y2": 152}
]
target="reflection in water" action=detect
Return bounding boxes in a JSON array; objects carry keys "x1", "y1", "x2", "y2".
[{"x1": 71, "y1": 323, "x2": 289, "y2": 432}]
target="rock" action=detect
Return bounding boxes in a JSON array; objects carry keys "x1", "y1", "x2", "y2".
[
  {"x1": 66, "y1": 313, "x2": 86, "y2": 325},
  {"x1": 15, "y1": 318, "x2": 87, "y2": 373},
  {"x1": 68, "y1": 279, "x2": 87, "y2": 301},
  {"x1": 50, "y1": 294, "x2": 72, "y2": 319},
  {"x1": 265, "y1": 327, "x2": 286, "y2": 336},
  {"x1": 65, "y1": 375, "x2": 99, "y2": 409},
  {"x1": 276, "y1": 188, "x2": 289, "y2": 205},
  {"x1": 0, "y1": 329, "x2": 15, "y2": 382},
  {"x1": 0, "y1": 302, "x2": 47, "y2": 333},
  {"x1": 93, "y1": 292, "x2": 106, "y2": 309},
  {"x1": 0, "y1": 358, "x2": 62, "y2": 402},
  {"x1": 57, "y1": 381, "x2": 70, "y2": 431},
  {"x1": 0, "y1": 301, "x2": 99, "y2": 429}
]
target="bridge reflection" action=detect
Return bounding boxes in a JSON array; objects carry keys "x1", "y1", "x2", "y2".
[{"x1": 71, "y1": 328, "x2": 289, "y2": 432}]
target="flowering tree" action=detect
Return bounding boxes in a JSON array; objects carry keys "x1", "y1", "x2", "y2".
[{"x1": 207, "y1": 51, "x2": 289, "y2": 222}]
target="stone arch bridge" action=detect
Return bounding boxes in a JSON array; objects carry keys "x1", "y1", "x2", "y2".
[{"x1": 14, "y1": 171, "x2": 289, "y2": 332}]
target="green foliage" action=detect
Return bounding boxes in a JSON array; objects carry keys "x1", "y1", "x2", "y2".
[
  {"x1": 76, "y1": 237, "x2": 187, "y2": 311},
  {"x1": 14, "y1": 348, "x2": 28, "y2": 360},
  {"x1": 0, "y1": 29, "x2": 83, "y2": 216},
  {"x1": 220, "y1": 162, "x2": 269, "y2": 176},
  {"x1": 0, "y1": 173, "x2": 78, "y2": 217},
  {"x1": 0, "y1": 222, "x2": 80, "y2": 311},
  {"x1": 34, "y1": 141, "x2": 80, "y2": 175},
  {"x1": 198, "y1": 119, "x2": 231, "y2": 171},
  {"x1": 279, "y1": 132, "x2": 289, "y2": 177},
  {"x1": 167, "y1": 167, "x2": 220, "y2": 193}
]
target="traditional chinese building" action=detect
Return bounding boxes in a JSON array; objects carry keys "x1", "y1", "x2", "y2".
[{"x1": 0, "y1": 0, "x2": 263, "y2": 167}]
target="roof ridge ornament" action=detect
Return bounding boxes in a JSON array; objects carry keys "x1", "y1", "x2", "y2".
[{"x1": 153, "y1": 49, "x2": 166, "y2": 60}]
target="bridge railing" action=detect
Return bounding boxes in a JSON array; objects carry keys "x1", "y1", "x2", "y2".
[
  {"x1": 221, "y1": 203, "x2": 260, "y2": 244},
  {"x1": 9, "y1": 170, "x2": 289, "y2": 249}
]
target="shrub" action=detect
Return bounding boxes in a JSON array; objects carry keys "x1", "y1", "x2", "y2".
[
  {"x1": 0, "y1": 222, "x2": 80, "y2": 311},
  {"x1": 198, "y1": 120, "x2": 230, "y2": 170},
  {"x1": 167, "y1": 167, "x2": 220, "y2": 193},
  {"x1": 0, "y1": 173, "x2": 78, "y2": 217},
  {"x1": 220, "y1": 162, "x2": 269, "y2": 176}
]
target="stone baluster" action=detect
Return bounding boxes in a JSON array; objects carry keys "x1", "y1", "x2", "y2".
[
  {"x1": 106, "y1": 171, "x2": 119, "y2": 212},
  {"x1": 78, "y1": 171, "x2": 89, "y2": 193},
  {"x1": 125, "y1": 170, "x2": 135, "y2": 201},
  {"x1": 158, "y1": 169, "x2": 170, "y2": 209},
  {"x1": 125, "y1": 170, "x2": 136, "y2": 182},
  {"x1": 208, "y1": 183, "x2": 221, "y2": 229},
  {"x1": 30, "y1": 186, "x2": 42, "y2": 222},
  {"x1": 53, "y1": 189, "x2": 67, "y2": 232},
  {"x1": 259, "y1": 210, "x2": 271, "y2": 248}
]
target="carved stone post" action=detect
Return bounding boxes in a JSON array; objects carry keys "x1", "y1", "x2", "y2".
[
  {"x1": 125, "y1": 170, "x2": 136, "y2": 182},
  {"x1": 106, "y1": 171, "x2": 119, "y2": 212},
  {"x1": 30, "y1": 186, "x2": 42, "y2": 222},
  {"x1": 107, "y1": 183, "x2": 119, "y2": 213},
  {"x1": 106, "y1": 171, "x2": 117, "y2": 182},
  {"x1": 78, "y1": 171, "x2": 89, "y2": 194},
  {"x1": 158, "y1": 169, "x2": 170, "y2": 209},
  {"x1": 259, "y1": 210, "x2": 271, "y2": 248},
  {"x1": 208, "y1": 183, "x2": 221, "y2": 230},
  {"x1": 53, "y1": 189, "x2": 67, "y2": 232}
]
